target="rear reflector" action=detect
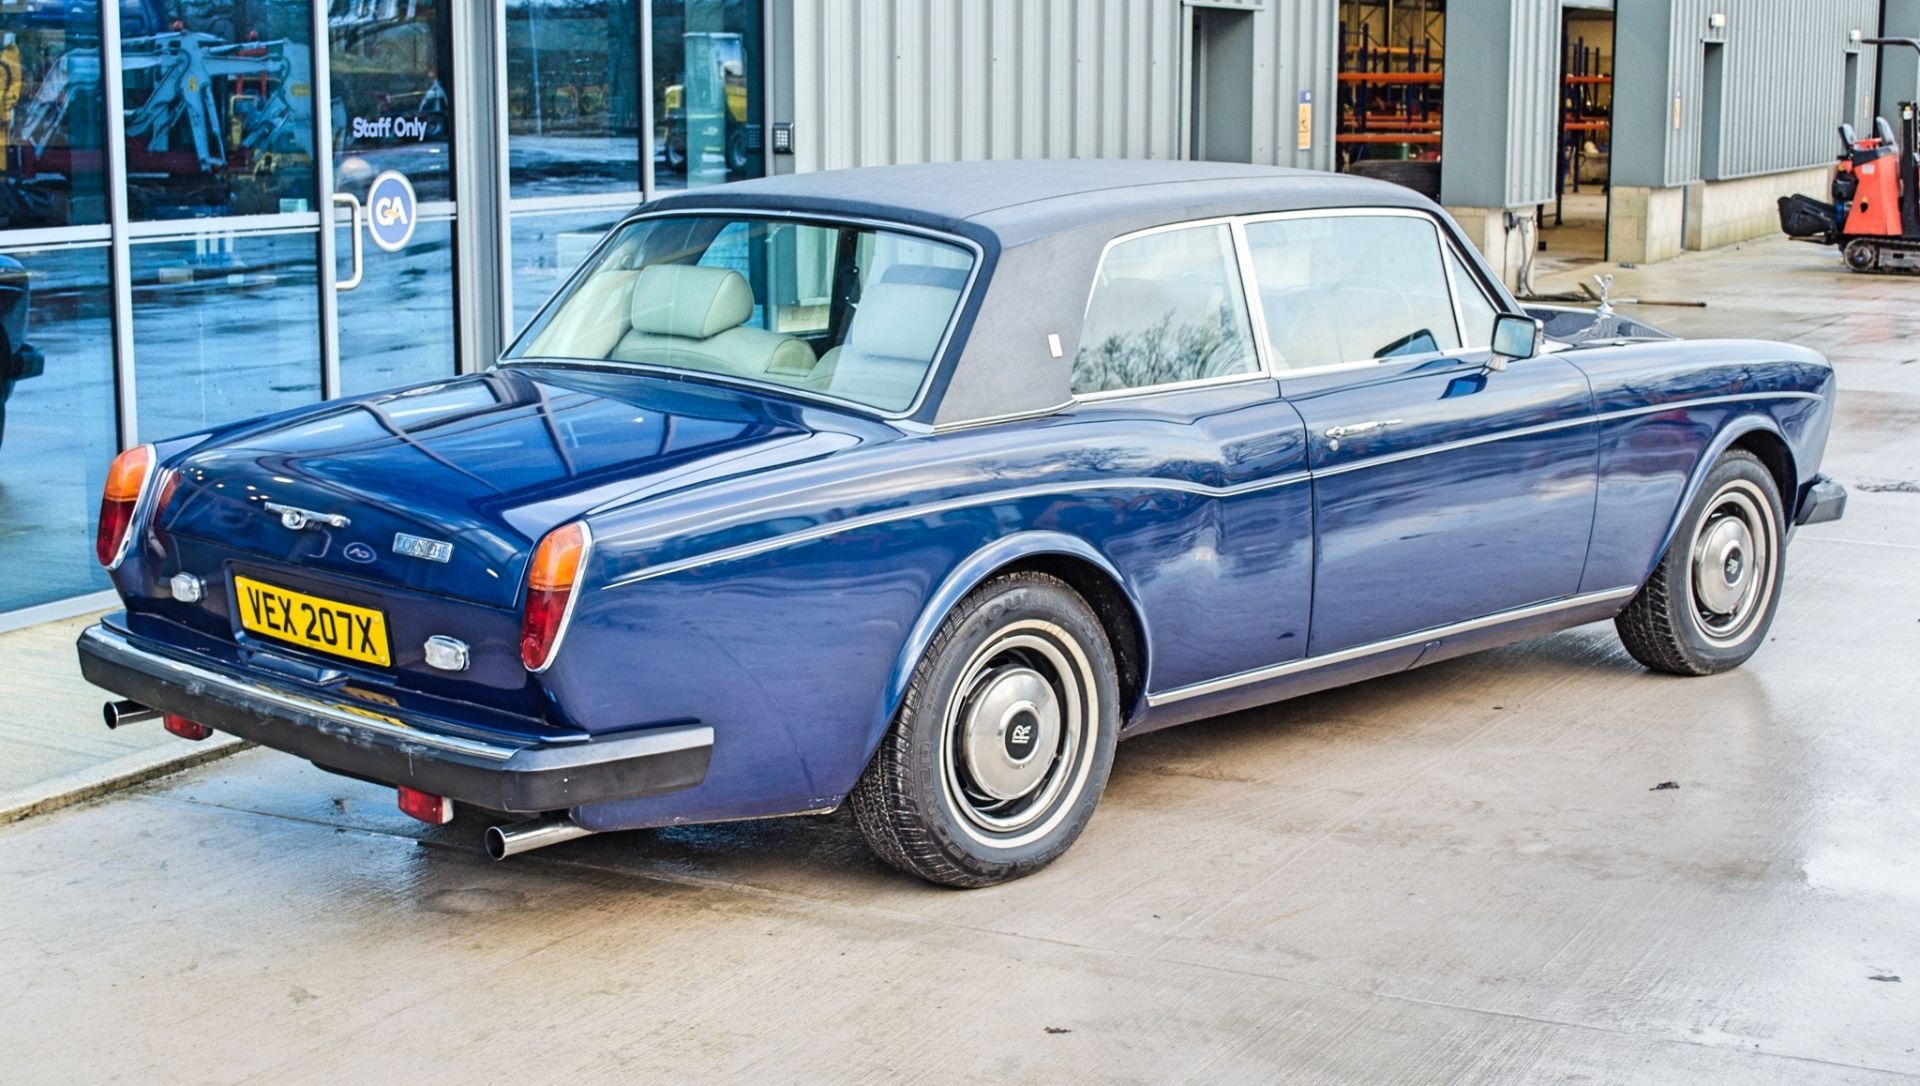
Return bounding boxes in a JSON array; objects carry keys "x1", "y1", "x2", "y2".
[
  {"x1": 520, "y1": 521, "x2": 591, "y2": 672},
  {"x1": 397, "y1": 786, "x2": 454, "y2": 826},
  {"x1": 96, "y1": 444, "x2": 156, "y2": 568},
  {"x1": 162, "y1": 714, "x2": 211, "y2": 741}
]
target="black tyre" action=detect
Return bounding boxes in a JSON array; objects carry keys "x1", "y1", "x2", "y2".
[
  {"x1": 726, "y1": 128, "x2": 751, "y2": 175},
  {"x1": 850, "y1": 572, "x2": 1120, "y2": 888},
  {"x1": 1615, "y1": 449, "x2": 1786, "y2": 675}
]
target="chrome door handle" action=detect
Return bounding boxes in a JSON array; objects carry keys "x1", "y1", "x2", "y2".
[
  {"x1": 1324, "y1": 419, "x2": 1402, "y2": 441},
  {"x1": 332, "y1": 193, "x2": 364, "y2": 291}
]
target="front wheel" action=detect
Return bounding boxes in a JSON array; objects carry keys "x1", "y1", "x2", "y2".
[
  {"x1": 1615, "y1": 449, "x2": 1785, "y2": 675},
  {"x1": 850, "y1": 572, "x2": 1119, "y2": 887}
]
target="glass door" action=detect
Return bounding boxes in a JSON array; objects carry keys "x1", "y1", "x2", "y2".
[{"x1": 325, "y1": 0, "x2": 458, "y2": 395}]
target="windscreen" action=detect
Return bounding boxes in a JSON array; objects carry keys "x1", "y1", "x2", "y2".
[{"x1": 507, "y1": 215, "x2": 976, "y2": 413}]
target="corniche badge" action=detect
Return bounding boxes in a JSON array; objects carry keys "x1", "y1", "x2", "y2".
[
  {"x1": 342, "y1": 542, "x2": 378, "y2": 564},
  {"x1": 393, "y1": 532, "x2": 454, "y2": 563}
]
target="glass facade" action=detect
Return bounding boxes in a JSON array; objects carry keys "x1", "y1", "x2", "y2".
[
  {"x1": 0, "y1": 8, "x2": 109, "y2": 230},
  {"x1": 329, "y1": 0, "x2": 455, "y2": 203},
  {"x1": 120, "y1": 1, "x2": 320, "y2": 219},
  {"x1": 0, "y1": 1, "x2": 766, "y2": 617},
  {"x1": 505, "y1": 0, "x2": 645, "y2": 199},
  {"x1": 130, "y1": 228, "x2": 323, "y2": 440},
  {"x1": 652, "y1": 0, "x2": 763, "y2": 191},
  {"x1": 0, "y1": 243, "x2": 115, "y2": 610}
]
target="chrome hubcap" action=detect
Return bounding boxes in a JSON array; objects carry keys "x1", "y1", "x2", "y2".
[
  {"x1": 939, "y1": 621, "x2": 1097, "y2": 846},
  {"x1": 957, "y1": 665, "x2": 1061, "y2": 801},
  {"x1": 1693, "y1": 514, "x2": 1754, "y2": 615},
  {"x1": 1687, "y1": 482, "x2": 1775, "y2": 645}
]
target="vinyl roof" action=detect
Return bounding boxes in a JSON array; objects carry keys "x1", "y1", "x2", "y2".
[{"x1": 648, "y1": 159, "x2": 1433, "y2": 243}]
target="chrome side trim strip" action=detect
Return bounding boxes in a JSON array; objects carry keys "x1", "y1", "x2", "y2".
[
  {"x1": 601, "y1": 472, "x2": 1312, "y2": 589},
  {"x1": 1146, "y1": 586, "x2": 1640, "y2": 707},
  {"x1": 1313, "y1": 391, "x2": 1824, "y2": 479},
  {"x1": 79, "y1": 625, "x2": 522, "y2": 762}
]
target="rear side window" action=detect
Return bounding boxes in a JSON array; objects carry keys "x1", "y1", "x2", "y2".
[
  {"x1": 1072, "y1": 223, "x2": 1260, "y2": 396},
  {"x1": 1243, "y1": 214, "x2": 1463, "y2": 369}
]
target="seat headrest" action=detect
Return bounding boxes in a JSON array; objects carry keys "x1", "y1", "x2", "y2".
[
  {"x1": 629, "y1": 264, "x2": 755, "y2": 339},
  {"x1": 845, "y1": 282, "x2": 959, "y2": 361}
]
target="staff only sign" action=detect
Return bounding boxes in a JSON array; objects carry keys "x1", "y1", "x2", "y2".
[{"x1": 367, "y1": 171, "x2": 418, "y2": 253}]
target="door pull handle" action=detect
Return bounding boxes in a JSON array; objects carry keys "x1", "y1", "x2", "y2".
[
  {"x1": 332, "y1": 193, "x2": 364, "y2": 291},
  {"x1": 1324, "y1": 419, "x2": 1402, "y2": 448}
]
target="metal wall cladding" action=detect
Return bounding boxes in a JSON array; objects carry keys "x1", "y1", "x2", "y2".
[
  {"x1": 1654, "y1": 0, "x2": 1880, "y2": 184},
  {"x1": 788, "y1": 0, "x2": 1340, "y2": 174},
  {"x1": 1503, "y1": 0, "x2": 1561, "y2": 205}
]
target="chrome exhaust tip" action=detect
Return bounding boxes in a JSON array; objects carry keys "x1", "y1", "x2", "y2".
[
  {"x1": 103, "y1": 700, "x2": 160, "y2": 730},
  {"x1": 484, "y1": 816, "x2": 594, "y2": 860}
]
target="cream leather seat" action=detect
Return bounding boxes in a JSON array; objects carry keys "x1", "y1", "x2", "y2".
[
  {"x1": 819, "y1": 280, "x2": 961, "y2": 410},
  {"x1": 611, "y1": 264, "x2": 814, "y2": 378}
]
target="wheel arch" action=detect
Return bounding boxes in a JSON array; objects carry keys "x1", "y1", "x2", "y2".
[
  {"x1": 877, "y1": 533, "x2": 1152, "y2": 746},
  {"x1": 1649, "y1": 416, "x2": 1797, "y2": 578}
]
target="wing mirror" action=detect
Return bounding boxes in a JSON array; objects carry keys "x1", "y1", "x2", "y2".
[{"x1": 1487, "y1": 313, "x2": 1543, "y2": 372}]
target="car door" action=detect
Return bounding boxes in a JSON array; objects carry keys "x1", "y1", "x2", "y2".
[
  {"x1": 1245, "y1": 210, "x2": 1598, "y2": 657},
  {"x1": 1064, "y1": 220, "x2": 1314, "y2": 694}
]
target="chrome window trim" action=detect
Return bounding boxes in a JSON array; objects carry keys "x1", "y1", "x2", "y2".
[
  {"x1": 930, "y1": 401, "x2": 1078, "y2": 434},
  {"x1": 1437, "y1": 231, "x2": 1503, "y2": 345},
  {"x1": 596, "y1": 390, "x2": 1824, "y2": 589},
  {"x1": 501, "y1": 206, "x2": 986, "y2": 422},
  {"x1": 1067, "y1": 215, "x2": 1272, "y2": 401},
  {"x1": 1146, "y1": 586, "x2": 1642, "y2": 706},
  {"x1": 1072, "y1": 371, "x2": 1275, "y2": 404}
]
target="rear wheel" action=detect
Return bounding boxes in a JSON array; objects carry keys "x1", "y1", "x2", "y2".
[
  {"x1": 850, "y1": 572, "x2": 1119, "y2": 888},
  {"x1": 1615, "y1": 449, "x2": 1785, "y2": 675}
]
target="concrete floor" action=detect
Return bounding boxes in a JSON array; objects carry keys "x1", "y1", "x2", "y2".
[{"x1": 2, "y1": 236, "x2": 1917, "y2": 1084}]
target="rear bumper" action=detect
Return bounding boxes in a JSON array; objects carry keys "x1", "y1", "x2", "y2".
[
  {"x1": 76, "y1": 621, "x2": 712, "y2": 814},
  {"x1": 1796, "y1": 475, "x2": 1848, "y2": 527}
]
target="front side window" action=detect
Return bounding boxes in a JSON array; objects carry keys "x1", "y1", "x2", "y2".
[
  {"x1": 508, "y1": 215, "x2": 974, "y2": 413},
  {"x1": 1244, "y1": 215, "x2": 1463, "y2": 370},
  {"x1": 1073, "y1": 224, "x2": 1259, "y2": 396},
  {"x1": 1445, "y1": 243, "x2": 1499, "y2": 349}
]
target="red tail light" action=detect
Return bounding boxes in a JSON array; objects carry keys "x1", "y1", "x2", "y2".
[
  {"x1": 396, "y1": 786, "x2": 454, "y2": 825},
  {"x1": 162, "y1": 713, "x2": 211, "y2": 741},
  {"x1": 96, "y1": 444, "x2": 156, "y2": 568},
  {"x1": 520, "y1": 522, "x2": 591, "y2": 672}
]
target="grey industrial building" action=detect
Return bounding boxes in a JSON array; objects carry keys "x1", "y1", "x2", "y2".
[
  {"x1": 0, "y1": 0, "x2": 1904, "y2": 624},
  {"x1": 773, "y1": 0, "x2": 1886, "y2": 281}
]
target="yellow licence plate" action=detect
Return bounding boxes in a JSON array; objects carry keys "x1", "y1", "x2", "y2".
[{"x1": 234, "y1": 575, "x2": 392, "y2": 667}]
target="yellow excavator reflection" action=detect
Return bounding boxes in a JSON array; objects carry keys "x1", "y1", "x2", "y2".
[{"x1": 660, "y1": 32, "x2": 753, "y2": 178}]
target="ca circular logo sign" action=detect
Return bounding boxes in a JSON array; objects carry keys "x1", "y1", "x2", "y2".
[
  {"x1": 342, "y1": 542, "x2": 377, "y2": 564},
  {"x1": 366, "y1": 170, "x2": 417, "y2": 252}
]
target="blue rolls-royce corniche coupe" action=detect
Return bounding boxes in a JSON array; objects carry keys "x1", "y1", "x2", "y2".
[{"x1": 79, "y1": 162, "x2": 1846, "y2": 886}]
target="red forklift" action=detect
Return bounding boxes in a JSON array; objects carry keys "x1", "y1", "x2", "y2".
[{"x1": 1780, "y1": 37, "x2": 1920, "y2": 272}]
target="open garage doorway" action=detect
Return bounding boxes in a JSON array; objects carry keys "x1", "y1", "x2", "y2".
[
  {"x1": 1336, "y1": 0, "x2": 1445, "y2": 199},
  {"x1": 1537, "y1": 1, "x2": 1615, "y2": 270}
]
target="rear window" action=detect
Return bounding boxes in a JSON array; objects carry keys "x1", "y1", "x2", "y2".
[
  {"x1": 1072, "y1": 223, "x2": 1260, "y2": 396},
  {"x1": 508, "y1": 215, "x2": 975, "y2": 413}
]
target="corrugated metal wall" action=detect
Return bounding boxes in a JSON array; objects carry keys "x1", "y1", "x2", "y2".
[
  {"x1": 1438, "y1": 0, "x2": 1559, "y2": 208},
  {"x1": 1618, "y1": 0, "x2": 1879, "y2": 187},
  {"x1": 1502, "y1": 0, "x2": 1560, "y2": 205},
  {"x1": 786, "y1": 0, "x2": 1338, "y2": 175}
]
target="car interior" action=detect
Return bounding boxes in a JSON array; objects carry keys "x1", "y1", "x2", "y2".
[{"x1": 518, "y1": 216, "x2": 971, "y2": 413}]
